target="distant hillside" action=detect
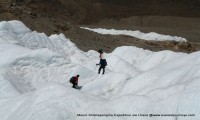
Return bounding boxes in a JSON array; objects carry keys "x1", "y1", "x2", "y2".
[
  {"x1": 57, "y1": 0, "x2": 200, "y2": 24},
  {"x1": 0, "y1": 0, "x2": 200, "y2": 52},
  {"x1": 2, "y1": 0, "x2": 200, "y2": 24}
]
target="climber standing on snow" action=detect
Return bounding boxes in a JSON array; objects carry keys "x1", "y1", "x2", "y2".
[
  {"x1": 97, "y1": 59, "x2": 107, "y2": 74},
  {"x1": 69, "y1": 75, "x2": 79, "y2": 88},
  {"x1": 97, "y1": 49, "x2": 107, "y2": 74}
]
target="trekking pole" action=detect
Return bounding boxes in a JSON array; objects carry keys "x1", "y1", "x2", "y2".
[{"x1": 94, "y1": 64, "x2": 99, "y2": 71}]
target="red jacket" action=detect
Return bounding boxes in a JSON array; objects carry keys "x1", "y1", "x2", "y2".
[{"x1": 74, "y1": 76, "x2": 78, "y2": 84}]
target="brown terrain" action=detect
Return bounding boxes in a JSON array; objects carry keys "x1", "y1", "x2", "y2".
[{"x1": 0, "y1": 0, "x2": 200, "y2": 52}]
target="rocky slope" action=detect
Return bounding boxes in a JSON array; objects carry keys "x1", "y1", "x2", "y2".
[{"x1": 0, "y1": 0, "x2": 199, "y2": 52}]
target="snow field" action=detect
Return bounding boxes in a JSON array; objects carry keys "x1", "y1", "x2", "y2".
[{"x1": 0, "y1": 20, "x2": 199, "y2": 120}]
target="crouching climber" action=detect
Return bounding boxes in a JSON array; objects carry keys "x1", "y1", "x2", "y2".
[{"x1": 69, "y1": 75, "x2": 79, "y2": 88}]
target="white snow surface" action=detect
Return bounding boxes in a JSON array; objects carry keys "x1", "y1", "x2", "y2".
[
  {"x1": 81, "y1": 27, "x2": 187, "y2": 42},
  {"x1": 0, "y1": 20, "x2": 199, "y2": 120}
]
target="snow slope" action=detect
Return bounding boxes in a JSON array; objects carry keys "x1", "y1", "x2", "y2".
[
  {"x1": 81, "y1": 27, "x2": 187, "y2": 42},
  {"x1": 0, "y1": 20, "x2": 199, "y2": 120}
]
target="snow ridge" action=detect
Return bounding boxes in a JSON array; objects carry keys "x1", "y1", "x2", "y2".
[{"x1": 81, "y1": 27, "x2": 187, "y2": 42}]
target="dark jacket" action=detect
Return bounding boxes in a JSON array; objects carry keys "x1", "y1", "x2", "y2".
[{"x1": 99, "y1": 59, "x2": 107, "y2": 66}]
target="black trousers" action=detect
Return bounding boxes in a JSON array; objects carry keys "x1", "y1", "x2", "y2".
[
  {"x1": 72, "y1": 82, "x2": 77, "y2": 88},
  {"x1": 98, "y1": 66, "x2": 105, "y2": 74}
]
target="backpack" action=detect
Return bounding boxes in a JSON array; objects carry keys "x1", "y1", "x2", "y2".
[
  {"x1": 100, "y1": 59, "x2": 107, "y2": 66},
  {"x1": 69, "y1": 77, "x2": 75, "y2": 83}
]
